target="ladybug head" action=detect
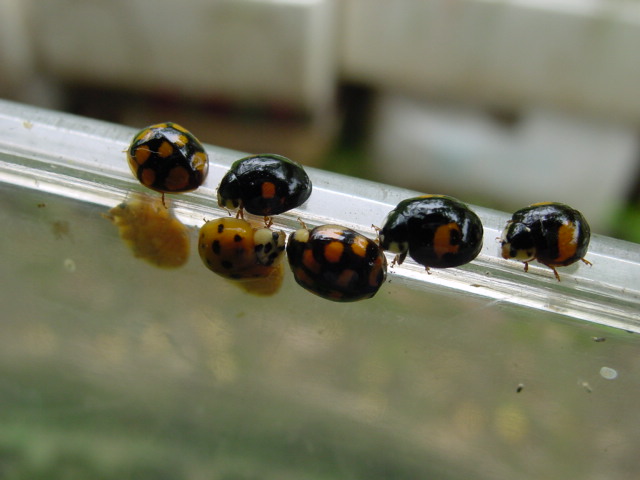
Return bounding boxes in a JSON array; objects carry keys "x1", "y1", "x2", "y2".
[
  {"x1": 217, "y1": 171, "x2": 241, "y2": 210},
  {"x1": 379, "y1": 210, "x2": 410, "y2": 258},
  {"x1": 500, "y1": 221, "x2": 536, "y2": 261}
]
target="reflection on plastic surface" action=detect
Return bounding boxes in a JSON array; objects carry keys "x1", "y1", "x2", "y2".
[
  {"x1": 1, "y1": 99, "x2": 640, "y2": 478},
  {"x1": 105, "y1": 193, "x2": 190, "y2": 269}
]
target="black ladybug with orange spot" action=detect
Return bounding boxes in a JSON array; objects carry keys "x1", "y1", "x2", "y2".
[
  {"x1": 127, "y1": 122, "x2": 208, "y2": 194},
  {"x1": 286, "y1": 224, "x2": 387, "y2": 302},
  {"x1": 217, "y1": 154, "x2": 312, "y2": 217},
  {"x1": 379, "y1": 195, "x2": 484, "y2": 269},
  {"x1": 500, "y1": 202, "x2": 591, "y2": 281}
]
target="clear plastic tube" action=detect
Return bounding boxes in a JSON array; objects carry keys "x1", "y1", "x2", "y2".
[{"x1": 1, "y1": 99, "x2": 638, "y2": 332}]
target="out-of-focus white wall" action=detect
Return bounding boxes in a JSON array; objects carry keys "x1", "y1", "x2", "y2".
[
  {"x1": 343, "y1": 0, "x2": 640, "y2": 123},
  {"x1": 2, "y1": 0, "x2": 640, "y2": 228}
]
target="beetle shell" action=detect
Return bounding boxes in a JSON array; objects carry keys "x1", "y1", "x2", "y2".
[
  {"x1": 379, "y1": 195, "x2": 484, "y2": 269},
  {"x1": 127, "y1": 122, "x2": 208, "y2": 194},
  {"x1": 287, "y1": 224, "x2": 387, "y2": 302},
  {"x1": 198, "y1": 217, "x2": 286, "y2": 281},
  {"x1": 217, "y1": 154, "x2": 312, "y2": 216},
  {"x1": 500, "y1": 202, "x2": 591, "y2": 280}
]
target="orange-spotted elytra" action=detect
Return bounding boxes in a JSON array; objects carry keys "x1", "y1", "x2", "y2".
[
  {"x1": 127, "y1": 122, "x2": 208, "y2": 195},
  {"x1": 379, "y1": 195, "x2": 484, "y2": 269},
  {"x1": 217, "y1": 154, "x2": 312, "y2": 217},
  {"x1": 500, "y1": 202, "x2": 591, "y2": 281},
  {"x1": 286, "y1": 224, "x2": 387, "y2": 302},
  {"x1": 198, "y1": 217, "x2": 286, "y2": 295},
  {"x1": 105, "y1": 193, "x2": 190, "y2": 269}
]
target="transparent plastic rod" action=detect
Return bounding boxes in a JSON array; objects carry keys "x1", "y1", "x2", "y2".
[{"x1": 0, "y1": 99, "x2": 639, "y2": 332}]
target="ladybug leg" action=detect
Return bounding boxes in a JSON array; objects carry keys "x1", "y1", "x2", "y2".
[
  {"x1": 523, "y1": 261, "x2": 529, "y2": 273},
  {"x1": 264, "y1": 216, "x2": 273, "y2": 228},
  {"x1": 296, "y1": 217, "x2": 308, "y2": 229},
  {"x1": 581, "y1": 258, "x2": 593, "y2": 267},
  {"x1": 424, "y1": 265, "x2": 432, "y2": 275},
  {"x1": 371, "y1": 225, "x2": 382, "y2": 246},
  {"x1": 390, "y1": 251, "x2": 407, "y2": 268},
  {"x1": 161, "y1": 192, "x2": 167, "y2": 208},
  {"x1": 541, "y1": 263, "x2": 561, "y2": 281},
  {"x1": 235, "y1": 206, "x2": 245, "y2": 219}
]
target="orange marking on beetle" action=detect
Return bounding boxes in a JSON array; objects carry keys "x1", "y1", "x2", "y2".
[
  {"x1": 164, "y1": 167, "x2": 190, "y2": 191},
  {"x1": 350, "y1": 236, "x2": 369, "y2": 259},
  {"x1": 336, "y1": 269, "x2": 357, "y2": 288},
  {"x1": 137, "y1": 129, "x2": 155, "y2": 143},
  {"x1": 174, "y1": 134, "x2": 188, "y2": 148},
  {"x1": 303, "y1": 248, "x2": 322, "y2": 274},
  {"x1": 171, "y1": 123, "x2": 188, "y2": 133},
  {"x1": 328, "y1": 290, "x2": 344, "y2": 300},
  {"x1": 418, "y1": 194, "x2": 445, "y2": 199},
  {"x1": 261, "y1": 181, "x2": 276, "y2": 199},
  {"x1": 294, "y1": 267, "x2": 315, "y2": 288},
  {"x1": 369, "y1": 257, "x2": 385, "y2": 286},
  {"x1": 192, "y1": 151, "x2": 208, "y2": 171},
  {"x1": 141, "y1": 168, "x2": 156, "y2": 187},
  {"x1": 157, "y1": 140, "x2": 174, "y2": 158},
  {"x1": 133, "y1": 145, "x2": 151, "y2": 165},
  {"x1": 324, "y1": 241, "x2": 344, "y2": 263},
  {"x1": 554, "y1": 223, "x2": 578, "y2": 264},
  {"x1": 320, "y1": 226, "x2": 346, "y2": 240},
  {"x1": 433, "y1": 223, "x2": 461, "y2": 258}
]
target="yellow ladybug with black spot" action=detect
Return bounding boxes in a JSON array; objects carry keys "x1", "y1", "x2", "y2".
[
  {"x1": 217, "y1": 154, "x2": 312, "y2": 217},
  {"x1": 198, "y1": 217, "x2": 286, "y2": 295},
  {"x1": 379, "y1": 195, "x2": 484, "y2": 269},
  {"x1": 500, "y1": 202, "x2": 591, "y2": 281},
  {"x1": 286, "y1": 224, "x2": 387, "y2": 302},
  {"x1": 127, "y1": 122, "x2": 208, "y2": 194}
]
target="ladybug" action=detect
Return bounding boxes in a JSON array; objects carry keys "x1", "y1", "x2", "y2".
[
  {"x1": 286, "y1": 224, "x2": 387, "y2": 302},
  {"x1": 127, "y1": 122, "x2": 208, "y2": 194},
  {"x1": 500, "y1": 202, "x2": 591, "y2": 281},
  {"x1": 198, "y1": 217, "x2": 286, "y2": 295},
  {"x1": 105, "y1": 193, "x2": 190, "y2": 269},
  {"x1": 379, "y1": 195, "x2": 484, "y2": 269},
  {"x1": 217, "y1": 154, "x2": 312, "y2": 217}
]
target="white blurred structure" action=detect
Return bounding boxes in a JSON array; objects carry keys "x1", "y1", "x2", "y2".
[
  {"x1": 22, "y1": 0, "x2": 337, "y2": 113},
  {"x1": 1, "y1": 0, "x2": 640, "y2": 227},
  {"x1": 370, "y1": 94, "x2": 639, "y2": 228},
  {"x1": 343, "y1": 0, "x2": 640, "y2": 123}
]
